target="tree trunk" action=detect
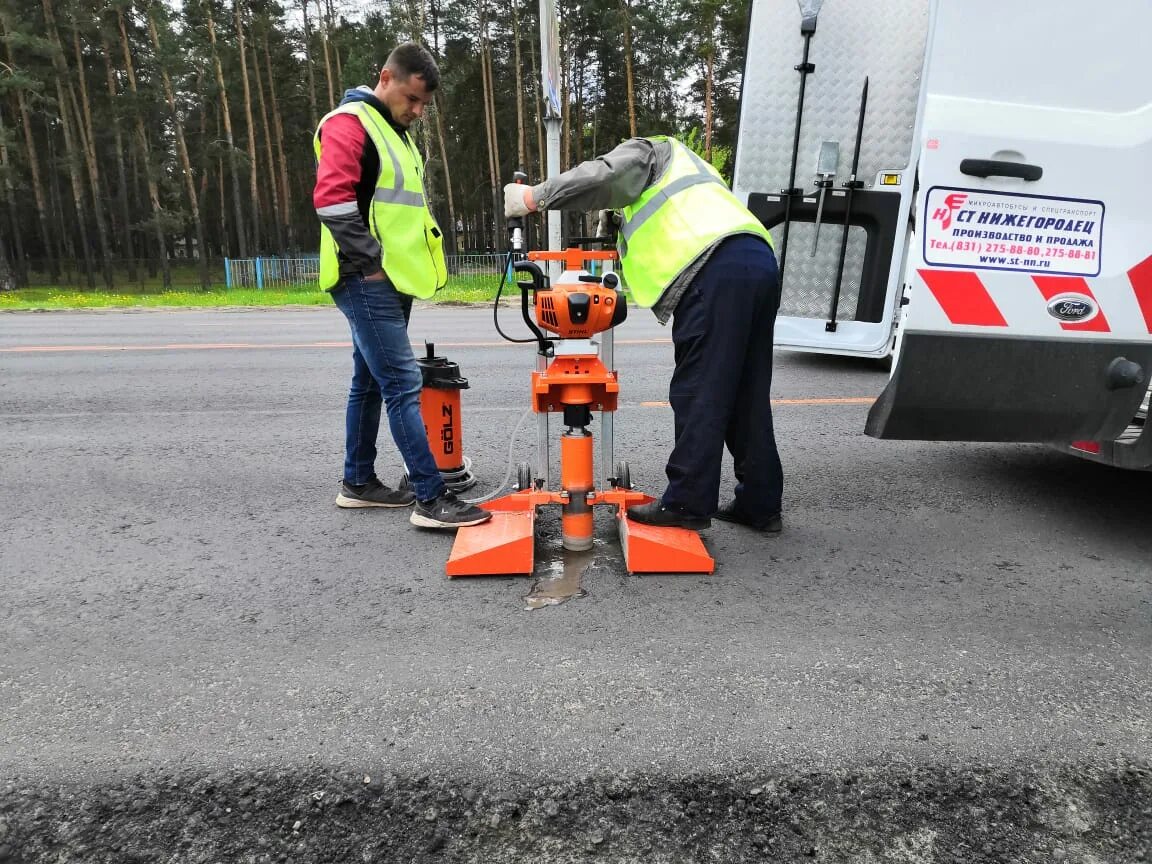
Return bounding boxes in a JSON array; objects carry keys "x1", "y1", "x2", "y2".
[
  {"x1": 704, "y1": 48, "x2": 714, "y2": 162},
  {"x1": 621, "y1": 0, "x2": 637, "y2": 137},
  {"x1": 54, "y1": 79, "x2": 96, "y2": 289},
  {"x1": 432, "y1": 94, "x2": 456, "y2": 255},
  {"x1": 195, "y1": 68, "x2": 213, "y2": 256},
  {"x1": 574, "y1": 46, "x2": 584, "y2": 165},
  {"x1": 41, "y1": 0, "x2": 106, "y2": 287},
  {"x1": 1, "y1": 10, "x2": 57, "y2": 277},
  {"x1": 300, "y1": 0, "x2": 318, "y2": 127},
  {"x1": 0, "y1": 102, "x2": 24, "y2": 288},
  {"x1": 529, "y1": 34, "x2": 545, "y2": 181},
  {"x1": 47, "y1": 130, "x2": 76, "y2": 262},
  {"x1": 591, "y1": 106, "x2": 598, "y2": 158},
  {"x1": 318, "y1": 0, "x2": 335, "y2": 109},
  {"x1": 99, "y1": 27, "x2": 137, "y2": 280},
  {"x1": 69, "y1": 21, "x2": 115, "y2": 288},
  {"x1": 218, "y1": 152, "x2": 229, "y2": 259},
  {"x1": 400, "y1": 0, "x2": 424, "y2": 39},
  {"x1": 0, "y1": 235, "x2": 13, "y2": 292},
  {"x1": 205, "y1": 2, "x2": 249, "y2": 258},
  {"x1": 117, "y1": 7, "x2": 172, "y2": 288},
  {"x1": 512, "y1": 1, "x2": 526, "y2": 172},
  {"x1": 235, "y1": 1, "x2": 261, "y2": 252},
  {"x1": 325, "y1": 0, "x2": 342, "y2": 88},
  {"x1": 427, "y1": 4, "x2": 455, "y2": 255},
  {"x1": 263, "y1": 28, "x2": 294, "y2": 251},
  {"x1": 250, "y1": 23, "x2": 285, "y2": 253},
  {"x1": 479, "y1": 4, "x2": 500, "y2": 246},
  {"x1": 146, "y1": 3, "x2": 211, "y2": 289},
  {"x1": 560, "y1": 36, "x2": 570, "y2": 170}
]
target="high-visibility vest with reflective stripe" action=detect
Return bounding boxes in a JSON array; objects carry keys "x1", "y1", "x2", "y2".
[
  {"x1": 313, "y1": 101, "x2": 447, "y2": 297},
  {"x1": 617, "y1": 137, "x2": 774, "y2": 308}
]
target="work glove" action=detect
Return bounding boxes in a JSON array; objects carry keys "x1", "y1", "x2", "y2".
[
  {"x1": 503, "y1": 183, "x2": 536, "y2": 218},
  {"x1": 595, "y1": 209, "x2": 622, "y2": 239}
]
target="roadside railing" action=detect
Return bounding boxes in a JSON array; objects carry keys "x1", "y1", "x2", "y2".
[
  {"x1": 223, "y1": 254, "x2": 509, "y2": 289},
  {"x1": 11, "y1": 255, "x2": 512, "y2": 292}
]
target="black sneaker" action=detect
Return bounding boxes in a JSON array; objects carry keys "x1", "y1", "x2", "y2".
[
  {"x1": 626, "y1": 500, "x2": 711, "y2": 530},
  {"x1": 410, "y1": 491, "x2": 493, "y2": 529},
  {"x1": 713, "y1": 500, "x2": 782, "y2": 533},
  {"x1": 335, "y1": 477, "x2": 416, "y2": 509}
]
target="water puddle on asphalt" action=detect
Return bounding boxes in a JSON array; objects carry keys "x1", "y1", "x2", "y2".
[{"x1": 522, "y1": 546, "x2": 596, "y2": 610}]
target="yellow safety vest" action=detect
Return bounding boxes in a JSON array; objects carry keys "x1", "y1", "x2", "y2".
[
  {"x1": 313, "y1": 101, "x2": 447, "y2": 297},
  {"x1": 618, "y1": 137, "x2": 774, "y2": 308}
]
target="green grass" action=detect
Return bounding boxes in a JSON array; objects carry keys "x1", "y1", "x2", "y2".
[{"x1": 0, "y1": 273, "x2": 510, "y2": 310}]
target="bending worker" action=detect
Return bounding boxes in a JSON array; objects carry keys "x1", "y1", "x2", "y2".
[
  {"x1": 313, "y1": 42, "x2": 490, "y2": 530},
  {"x1": 504, "y1": 136, "x2": 784, "y2": 533}
]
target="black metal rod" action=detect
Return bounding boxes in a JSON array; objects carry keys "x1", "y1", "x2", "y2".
[
  {"x1": 826, "y1": 76, "x2": 869, "y2": 332},
  {"x1": 777, "y1": 30, "x2": 815, "y2": 286}
]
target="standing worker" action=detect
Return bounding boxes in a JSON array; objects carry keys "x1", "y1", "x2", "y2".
[
  {"x1": 313, "y1": 42, "x2": 491, "y2": 529},
  {"x1": 504, "y1": 136, "x2": 784, "y2": 533}
]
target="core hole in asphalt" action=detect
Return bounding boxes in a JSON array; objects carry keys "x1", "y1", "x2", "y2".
[{"x1": 522, "y1": 544, "x2": 597, "y2": 610}]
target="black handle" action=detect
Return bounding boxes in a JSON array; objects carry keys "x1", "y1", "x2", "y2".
[
  {"x1": 513, "y1": 260, "x2": 551, "y2": 353},
  {"x1": 959, "y1": 159, "x2": 1043, "y2": 181}
]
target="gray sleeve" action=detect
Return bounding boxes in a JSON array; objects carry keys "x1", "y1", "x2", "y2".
[
  {"x1": 531, "y1": 138, "x2": 665, "y2": 212},
  {"x1": 319, "y1": 209, "x2": 381, "y2": 276}
]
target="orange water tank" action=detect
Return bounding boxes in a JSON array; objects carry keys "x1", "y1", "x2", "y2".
[{"x1": 417, "y1": 342, "x2": 477, "y2": 492}]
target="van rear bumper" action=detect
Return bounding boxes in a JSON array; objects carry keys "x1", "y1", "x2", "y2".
[{"x1": 866, "y1": 332, "x2": 1152, "y2": 444}]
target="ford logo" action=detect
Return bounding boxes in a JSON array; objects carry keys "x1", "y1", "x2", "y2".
[{"x1": 1046, "y1": 294, "x2": 1098, "y2": 323}]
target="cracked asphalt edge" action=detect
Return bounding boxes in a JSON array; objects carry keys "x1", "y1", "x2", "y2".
[{"x1": 2, "y1": 758, "x2": 1151, "y2": 863}]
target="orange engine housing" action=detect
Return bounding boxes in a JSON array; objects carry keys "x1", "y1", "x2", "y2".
[{"x1": 534, "y1": 283, "x2": 627, "y2": 339}]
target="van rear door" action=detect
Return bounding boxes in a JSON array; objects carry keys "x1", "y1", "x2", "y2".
[
  {"x1": 733, "y1": 0, "x2": 928, "y2": 358},
  {"x1": 866, "y1": 0, "x2": 1152, "y2": 442}
]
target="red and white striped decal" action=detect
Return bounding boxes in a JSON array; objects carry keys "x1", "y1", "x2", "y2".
[
  {"x1": 1129, "y1": 254, "x2": 1152, "y2": 334},
  {"x1": 916, "y1": 269, "x2": 1007, "y2": 327},
  {"x1": 920, "y1": 254, "x2": 1152, "y2": 334}
]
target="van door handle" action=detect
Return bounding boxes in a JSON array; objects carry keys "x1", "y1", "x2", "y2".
[{"x1": 959, "y1": 159, "x2": 1043, "y2": 181}]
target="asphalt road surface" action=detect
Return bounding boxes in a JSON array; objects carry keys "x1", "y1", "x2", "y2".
[{"x1": 2, "y1": 306, "x2": 1150, "y2": 863}]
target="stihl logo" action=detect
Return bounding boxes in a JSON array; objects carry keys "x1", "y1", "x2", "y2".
[{"x1": 931, "y1": 193, "x2": 968, "y2": 231}]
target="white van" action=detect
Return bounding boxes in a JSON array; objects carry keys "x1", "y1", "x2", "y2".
[{"x1": 732, "y1": 0, "x2": 1152, "y2": 468}]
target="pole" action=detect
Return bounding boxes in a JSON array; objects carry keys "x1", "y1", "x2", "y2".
[
  {"x1": 826, "y1": 77, "x2": 869, "y2": 332},
  {"x1": 537, "y1": 0, "x2": 562, "y2": 488},
  {"x1": 778, "y1": 0, "x2": 824, "y2": 288},
  {"x1": 538, "y1": 0, "x2": 561, "y2": 262}
]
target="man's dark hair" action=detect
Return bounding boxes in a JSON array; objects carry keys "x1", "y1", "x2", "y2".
[{"x1": 386, "y1": 42, "x2": 440, "y2": 92}]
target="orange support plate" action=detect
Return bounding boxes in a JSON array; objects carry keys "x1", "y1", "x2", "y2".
[
  {"x1": 446, "y1": 489, "x2": 715, "y2": 577},
  {"x1": 528, "y1": 249, "x2": 618, "y2": 270},
  {"x1": 617, "y1": 511, "x2": 715, "y2": 575},
  {"x1": 447, "y1": 510, "x2": 536, "y2": 577}
]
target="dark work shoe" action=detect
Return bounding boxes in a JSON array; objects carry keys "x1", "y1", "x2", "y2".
[
  {"x1": 626, "y1": 500, "x2": 711, "y2": 530},
  {"x1": 336, "y1": 477, "x2": 416, "y2": 509},
  {"x1": 410, "y1": 492, "x2": 493, "y2": 529},
  {"x1": 713, "y1": 500, "x2": 782, "y2": 533}
]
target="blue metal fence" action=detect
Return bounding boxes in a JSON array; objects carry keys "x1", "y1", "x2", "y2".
[
  {"x1": 224, "y1": 256, "x2": 321, "y2": 290},
  {"x1": 223, "y1": 254, "x2": 509, "y2": 289}
]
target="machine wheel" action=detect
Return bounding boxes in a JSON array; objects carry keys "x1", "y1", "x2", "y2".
[
  {"x1": 614, "y1": 460, "x2": 632, "y2": 490},
  {"x1": 516, "y1": 462, "x2": 534, "y2": 491}
]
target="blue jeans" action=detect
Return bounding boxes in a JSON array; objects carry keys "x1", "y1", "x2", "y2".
[
  {"x1": 663, "y1": 235, "x2": 784, "y2": 521},
  {"x1": 330, "y1": 275, "x2": 446, "y2": 502}
]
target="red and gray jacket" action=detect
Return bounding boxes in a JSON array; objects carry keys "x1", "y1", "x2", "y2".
[{"x1": 313, "y1": 87, "x2": 410, "y2": 278}]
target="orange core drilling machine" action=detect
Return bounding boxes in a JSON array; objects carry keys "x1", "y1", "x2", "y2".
[{"x1": 444, "y1": 242, "x2": 715, "y2": 577}]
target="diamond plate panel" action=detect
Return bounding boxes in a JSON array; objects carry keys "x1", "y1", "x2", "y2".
[
  {"x1": 735, "y1": 0, "x2": 928, "y2": 319},
  {"x1": 771, "y1": 223, "x2": 867, "y2": 320}
]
